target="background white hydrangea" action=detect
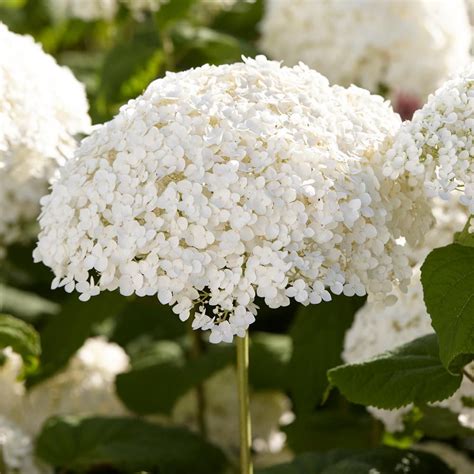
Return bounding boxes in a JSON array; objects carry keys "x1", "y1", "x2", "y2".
[
  {"x1": 0, "y1": 337, "x2": 129, "y2": 474},
  {"x1": 47, "y1": 0, "x2": 118, "y2": 21},
  {"x1": 0, "y1": 23, "x2": 91, "y2": 256},
  {"x1": 170, "y1": 366, "x2": 291, "y2": 465},
  {"x1": 343, "y1": 198, "x2": 474, "y2": 433},
  {"x1": 34, "y1": 55, "x2": 432, "y2": 343},
  {"x1": 0, "y1": 416, "x2": 52, "y2": 474},
  {"x1": 260, "y1": 0, "x2": 471, "y2": 102},
  {"x1": 385, "y1": 63, "x2": 474, "y2": 215}
]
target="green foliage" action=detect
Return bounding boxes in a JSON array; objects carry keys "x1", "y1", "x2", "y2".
[
  {"x1": 28, "y1": 292, "x2": 126, "y2": 385},
  {"x1": 421, "y1": 243, "x2": 474, "y2": 372},
  {"x1": 328, "y1": 334, "x2": 462, "y2": 409},
  {"x1": 36, "y1": 416, "x2": 228, "y2": 473},
  {"x1": 284, "y1": 410, "x2": 381, "y2": 453},
  {"x1": 288, "y1": 296, "x2": 366, "y2": 414},
  {"x1": 0, "y1": 313, "x2": 40, "y2": 369},
  {"x1": 0, "y1": 285, "x2": 59, "y2": 321},
  {"x1": 249, "y1": 332, "x2": 291, "y2": 390},
  {"x1": 256, "y1": 447, "x2": 453, "y2": 474},
  {"x1": 116, "y1": 343, "x2": 232, "y2": 414}
]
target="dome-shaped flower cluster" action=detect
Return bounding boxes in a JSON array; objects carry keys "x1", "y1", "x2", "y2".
[
  {"x1": 260, "y1": 0, "x2": 471, "y2": 102},
  {"x1": 34, "y1": 56, "x2": 432, "y2": 342},
  {"x1": 343, "y1": 198, "x2": 473, "y2": 433},
  {"x1": 0, "y1": 23, "x2": 90, "y2": 255},
  {"x1": 385, "y1": 64, "x2": 474, "y2": 214}
]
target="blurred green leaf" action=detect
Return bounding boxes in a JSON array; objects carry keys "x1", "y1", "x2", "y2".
[
  {"x1": 211, "y1": 0, "x2": 264, "y2": 40},
  {"x1": 36, "y1": 416, "x2": 228, "y2": 473},
  {"x1": 284, "y1": 410, "x2": 380, "y2": 453},
  {"x1": 421, "y1": 244, "x2": 474, "y2": 373},
  {"x1": 328, "y1": 334, "x2": 462, "y2": 409},
  {"x1": 414, "y1": 406, "x2": 474, "y2": 439},
  {"x1": 173, "y1": 24, "x2": 258, "y2": 68},
  {"x1": 0, "y1": 285, "x2": 59, "y2": 321},
  {"x1": 249, "y1": 332, "x2": 291, "y2": 390},
  {"x1": 256, "y1": 447, "x2": 453, "y2": 474},
  {"x1": 116, "y1": 344, "x2": 232, "y2": 415},
  {"x1": 155, "y1": 0, "x2": 196, "y2": 30},
  {"x1": 0, "y1": 313, "x2": 40, "y2": 368},
  {"x1": 28, "y1": 292, "x2": 126, "y2": 385},
  {"x1": 288, "y1": 295, "x2": 365, "y2": 414}
]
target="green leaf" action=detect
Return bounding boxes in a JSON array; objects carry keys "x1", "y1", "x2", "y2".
[
  {"x1": 288, "y1": 295, "x2": 366, "y2": 414},
  {"x1": 256, "y1": 448, "x2": 453, "y2": 474},
  {"x1": 0, "y1": 285, "x2": 59, "y2": 321},
  {"x1": 328, "y1": 334, "x2": 462, "y2": 409},
  {"x1": 96, "y1": 22, "x2": 163, "y2": 120},
  {"x1": 453, "y1": 216, "x2": 474, "y2": 248},
  {"x1": 28, "y1": 293, "x2": 126, "y2": 385},
  {"x1": 421, "y1": 243, "x2": 474, "y2": 372},
  {"x1": 413, "y1": 406, "x2": 474, "y2": 439},
  {"x1": 249, "y1": 332, "x2": 291, "y2": 390},
  {"x1": 0, "y1": 314, "x2": 40, "y2": 368},
  {"x1": 36, "y1": 416, "x2": 227, "y2": 474},
  {"x1": 116, "y1": 345, "x2": 232, "y2": 415},
  {"x1": 284, "y1": 410, "x2": 381, "y2": 453},
  {"x1": 173, "y1": 25, "x2": 258, "y2": 69},
  {"x1": 155, "y1": 0, "x2": 195, "y2": 30}
]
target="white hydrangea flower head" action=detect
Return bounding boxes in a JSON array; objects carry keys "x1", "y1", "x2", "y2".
[
  {"x1": 21, "y1": 337, "x2": 129, "y2": 434},
  {"x1": 0, "y1": 416, "x2": 51, "y2": 474},
  {"x1": 385, "y1": 64, "x2": 474, "y2": 213},
  {"x1": 47, "y1": 0, "x2": 118, "y2": 21},
  {"x1": 416, "y1": 442, "x2": 474, "y2": 474},
  {"x1": 260, "y1": 0, "x2": 471, "y2": 101},
  {"x1": 0, "y1": 349, "x2": 26, "y2": 422},
  {"x1": 0, "y1": 23, "x2": 91, "y2": 255},
  {"x1": 171, "y1": 366, "x2": 291, "y2": 460},
  {"x1": 34, "y1": 55, "x2": 432, "y2": 342},
  {"x1": 343, "y1": 198, "x2": 472, "y2": 433}
]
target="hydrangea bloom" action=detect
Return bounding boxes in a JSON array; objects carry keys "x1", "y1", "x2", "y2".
[
  {"x1": 0, "y1": 338, "x2": 128, "y2": 437},
  {"x1": 260, "y1": 0, "x2": 471, "y2": 102},
  {"x1": 0, "y1": 23, "x2": 90, "y2": 255},
  {"x1": 0, "y1": 416, "x2": 51, "y2": 474},
  {"x1": 34, "y1": 56, "x2": 432, "y2": 342},
  {"x1": 343, "y1": 198, "x2": 473, "y2": 433},
  {"x1": 385, "y1": 64, "x2": 474, "y2": 214},
  {"x1": 171, "y1": 367, "x2": 291, "y2": 463}
]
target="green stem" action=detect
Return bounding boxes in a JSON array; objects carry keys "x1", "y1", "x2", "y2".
[{"x1": 236, "y1": 332, "x2": 253, "y2": 474}]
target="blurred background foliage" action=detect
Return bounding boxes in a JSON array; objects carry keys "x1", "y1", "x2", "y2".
[{"x1": 0, "y1": 0, "x2": 473, "y2": 473}]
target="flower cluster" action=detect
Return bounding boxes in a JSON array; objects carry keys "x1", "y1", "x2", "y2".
[
  {"x1": 343, "y1": 198, "x2": 473, "y2": 433},
  {"x1": 171, "y1": 366, "x2": 291, "y2": 464},
  {"x1": 0, "y1": 338, "x2": 128, "y2": 473},
  {"x1": 385, "y1": 64, "x2": 474, "y2": 214},
  {"x1": 34, "y1": 55, "x2": 432, "y2": 342},
  {"x1": 0, "y1": 23, "x2": 90, "y2": 255},
  {"x1": 260, "y1": 0, "x2": 471, "y2": 101}
]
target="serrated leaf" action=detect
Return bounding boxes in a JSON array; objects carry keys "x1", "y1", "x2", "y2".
[
  {"x1": 0, "y1": 314, "x2": 40, "y2": 367},
  {"x1": 328, "y1": 334, "x2": 462, "y2": 409},
  {"x1": 116, "y1": 345, "x2": 232, "y2": 415},
  {"x1": 288, "y1": 296, "x2": 366, "y2": 414},
  {"x1": 256, "y1": 447, "x2": 453, "y2": 474},
  {"x1": 36, "y1": 416, "x2": 227, "y2": 474},
  {"x1": 421, "y1": 244, "x2": 474, "y2": 372}
]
